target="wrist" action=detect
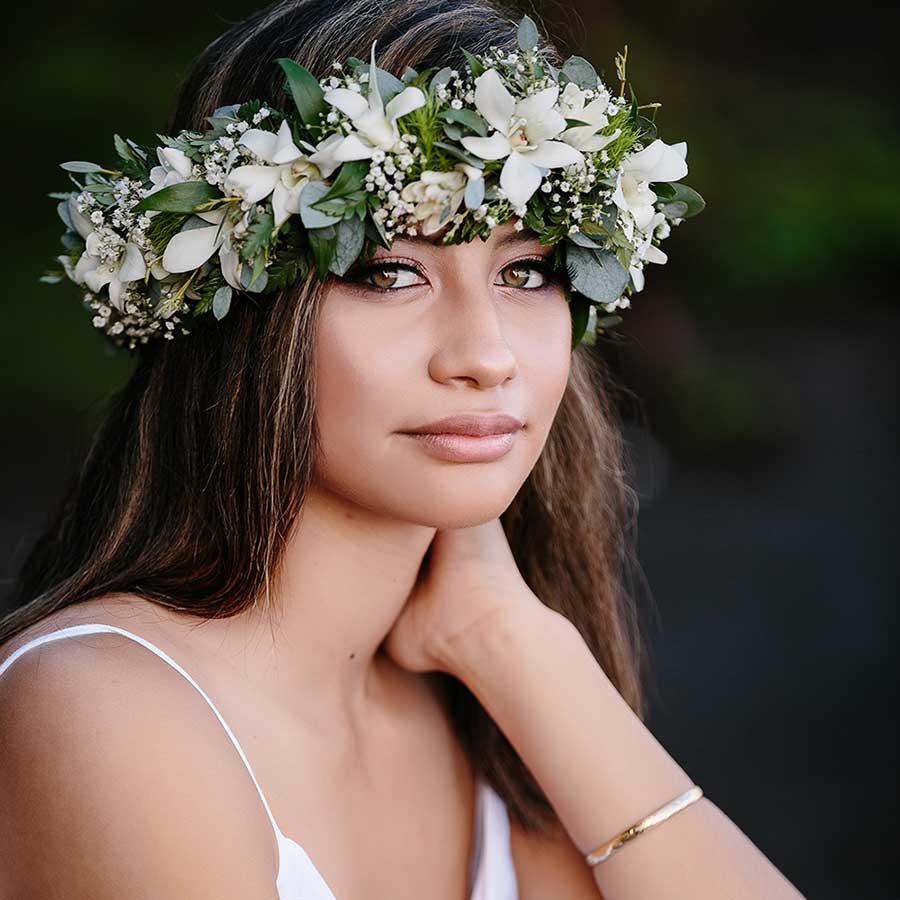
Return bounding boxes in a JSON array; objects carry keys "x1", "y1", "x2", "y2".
[{"x1": 433, "y1": 594, "x2": 577, "y2": 681}]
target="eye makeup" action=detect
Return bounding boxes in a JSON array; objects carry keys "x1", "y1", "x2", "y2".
[{"x1": 342, "y1": 254, "x2": 564, "y2": 294}]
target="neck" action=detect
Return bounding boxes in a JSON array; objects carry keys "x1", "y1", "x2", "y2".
[{"x1": 201, "y1": 482, "x2": 437, "y2": 737}]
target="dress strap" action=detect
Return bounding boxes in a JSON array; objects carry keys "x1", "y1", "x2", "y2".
[{"x1": 0, "y1": 622, "x2": 283, "y2": 839}]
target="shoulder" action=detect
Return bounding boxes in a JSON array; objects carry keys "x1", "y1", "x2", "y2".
[
  {"x1": 510, "y1": 816, "x2": 608, "y2": 900},
  {"x1": 0, "y1": 621, "x2": 279, "y2": 898}
]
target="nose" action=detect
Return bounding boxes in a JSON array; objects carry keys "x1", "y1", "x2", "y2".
[{"x1": 427, "y1": 278, "x2": 518, "y2": 388}]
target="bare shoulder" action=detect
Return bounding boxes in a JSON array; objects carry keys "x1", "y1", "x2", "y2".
[
  {"x1": 510, "y1": 815, "x2": 608, "y2": 900},
  {"x1": 0, "y1": 620, "x2": 279, "y2": 899}
]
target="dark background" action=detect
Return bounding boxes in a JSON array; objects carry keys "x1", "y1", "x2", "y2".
[{"x1": 3, "y1": 2, "x2": 898, "y2": 897}]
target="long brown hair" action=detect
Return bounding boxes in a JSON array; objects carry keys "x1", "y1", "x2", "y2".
[{"x1": 2, "y1": 0, "x2": 651, "y2": 834}]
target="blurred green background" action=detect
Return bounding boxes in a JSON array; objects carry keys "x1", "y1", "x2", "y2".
[{"x1": 3, "y1": 1, "x2": 898, "y2": 897}]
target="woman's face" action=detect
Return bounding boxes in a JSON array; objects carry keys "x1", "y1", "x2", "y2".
[{"x1": 313, "y1": 218, "x2": 572, "y2": 527}]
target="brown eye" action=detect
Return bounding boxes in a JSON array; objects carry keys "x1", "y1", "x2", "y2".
[
  {"x1": 355, "y1": 263, "x2": 423, "y2": 290},
  {"x1": 498, "y1": 261, "x2": 549, "y2": 289}
]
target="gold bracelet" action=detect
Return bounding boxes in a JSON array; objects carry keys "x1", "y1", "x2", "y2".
[{"x1": 584, "y1": 785, "x2": 704, "y2": 866}]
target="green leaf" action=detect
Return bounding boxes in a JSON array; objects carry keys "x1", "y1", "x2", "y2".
[
  {"x1": 401, "y1": 66, "x2": 419, "y2": 83},
  {"x1": 432, "y1": 140, "x2": 484, "y2": 169},
  {"x1": 113, "y1": 134, "x2": 149, "y2": 177},
  {"x1": 461, "y1": 48, "x2": 485, "y2": 78},
  {"x1": 275, "y1": 57, "x2": 325, "y2": 126},
  {"x1": 651, "y1": 181, "x2": 676, "y2": 199},
  {"x1": 517, "y1": 15, "x2": 539, "y2": 51},
  {"x1": 239, "y1": 258, "x2": 268, "y2": 292},
  {"x1": 439, "y1": 107, "x2": 488, "y2": 136},
  {"x1": 658, "y1": 183, "x2": 705, "y2": 219},
  {"x1": 307, "y1": 224, "x2": 338, "y2": 280},
  {"x1": 568, "y1": 230, "x2": 603, "y2": 249},
  {"x1": 373, "y1": 66, "x2": 405, "y2": 104},
  {"x1": 429, "y1": 66, "x2": 453, "y2": 94},
  {"x1": 318, "y1": 161, "x2": 369, "y2": 203},
  {"x1": 442, "y1": 122, "x2": 464, "y2": 141},
  {"x1": 328, "y1": 215, "x2": 366, "y2": 276},
  {"x1": 635, "y1": 115, "x2": 657, "y2": 142},
  {"x1": 569, "y1": 292, "x2": 590, "y2": 350},
  {"x1": 212, "y1": 285, "x2": 232, "y2": 319},
  {"x1": 133, "y1": 181, "x2": 221, "y2": 213},
  {"x1": 464, "y1": 177, "x2": 484, "y2": 209},
  {"x1": 240, "y1": 211, "x2": 275, "y2": 263},
  {"x1": 564, "y1": 242, "x2": 630, "y2": 303},
  {"x1": 60, "y1": 160, "x2": 102, "y2": 173},
  {"x1": 300, "y1": 181, "x2": 344, "y2": 229},
  {"x1": 561, "y1": 56, "x2": 598, "y2": 90}
]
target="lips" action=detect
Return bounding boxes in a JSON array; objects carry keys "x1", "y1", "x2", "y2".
[{"x1": 401, "y1": 412, "x2": 524, "y2": 437}]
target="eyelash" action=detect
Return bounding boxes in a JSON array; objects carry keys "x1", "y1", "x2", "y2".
[{"x1": 347, "y1": 255, "x2": 564, "y2": 294}]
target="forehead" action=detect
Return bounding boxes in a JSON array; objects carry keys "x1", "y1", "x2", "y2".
[{"x1": 385, "y1": 220, "x2": 550, "y2": 255}]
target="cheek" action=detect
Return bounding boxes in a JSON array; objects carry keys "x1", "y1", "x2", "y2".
[{"x1": 312, "y1": 320, "x2": 408, "y2": 483}]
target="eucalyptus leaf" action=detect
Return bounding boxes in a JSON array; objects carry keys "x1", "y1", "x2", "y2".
[
  {"x1": 60, "y1": 161, "x2": 102, "y2": 173},
  {"x1": 210, "y1": 102, "x2": 241, "y2": 120},
  {"x1": 212, "y1": 285, "x2": 233, "y2": 320},
  {"x1": 442, "y1": 122, "x2": 464, "y2": 141},
  {"x1": 307, "y1": 224, "x2": 338, "y2": 280},
  {"x1": 429, "y1": 66, "x2": 453, "y2": 93},
  {"x1": 373, "y1": 66, "x2": 405, "y2": 104},
  {"x1": 328, "y1": 215, "x2": 366, "y2": 276},
  {"x1": 651, "y1": 182, "x2": 677, "y2": 199},
  {"x1": 658, "y1": 183, "x2": 705, "y2": 219},
  {"x1": 568, "y1": 230, "x2": 603, "y2": 249},
  {"x1": 516, "y1": 15, "x2": 539, "y2": 51},
  {"x1": 439, "y1": 107, "x2": 488, "y2": 136},
  {"x1": 300, "y1": 181, "x2": 344, "y2": 228},
  {"x1": 275, "y1": 57, "x2": 325, "y2": 125},
  {"x1": 401, "y1": 66, "x2": 419, "y2": 83},
  {"x1": 56, "y1": 200, "x2": 73, "y2": 230},
  {"x1": 134, "y1": 181, "x2": 221, "y2": 213},
  {"x1": 239, "y1": 259, "x2": 268, "y2": 292},
  {"x1": 39, "y1": 272, "x2": 65, "y2": 284},
  {"x1": 564, "y1": 242, "x2": 629, "y2": 303},
  {"x1": 61, "y1": 231, "x2": 83, "y2": 252},
  {"x1": 464, "y1": 177, "x2": 485, "y2": 209},
  {"x1": 561, "y1": 56, "x2": 598, "y2": 89}
]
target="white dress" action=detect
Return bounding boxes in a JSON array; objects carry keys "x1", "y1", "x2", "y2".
[{"x1": 0, "y1": 622, "x2": 519, "y2": 899}]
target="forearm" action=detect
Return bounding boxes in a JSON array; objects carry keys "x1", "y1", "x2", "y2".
[{"x1": 439, "y1": 601, "x2": 806, "y2": 899}]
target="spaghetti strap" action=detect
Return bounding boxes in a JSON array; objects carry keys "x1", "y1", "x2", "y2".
[{"x1": 0, "y1": 622, "x2": 283, "y2": 841}]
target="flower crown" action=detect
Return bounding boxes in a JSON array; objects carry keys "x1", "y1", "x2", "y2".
[{"x1": 41, "y1": 16, "x2": 704, "y2": 351}]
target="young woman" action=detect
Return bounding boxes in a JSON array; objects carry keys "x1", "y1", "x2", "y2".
[{"x1": 0, "y1": 0, "x2": 806, "y2": 897}]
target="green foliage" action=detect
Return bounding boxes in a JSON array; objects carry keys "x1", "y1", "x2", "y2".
[
  {"x1": 134, "y1": 181, "x2": 220, "y2": 213},
  {"x1": 275, "y1": 58, "x2": 325, "y2": 127}
]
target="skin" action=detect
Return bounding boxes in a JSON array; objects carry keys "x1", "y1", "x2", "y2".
[{"x1": 1, "y1": 217, "x2": 603, "y2": 898}]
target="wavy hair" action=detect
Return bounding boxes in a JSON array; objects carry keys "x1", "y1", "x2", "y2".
[{"x1": 1, "y1": 0, "x2": 651, "y2": 835}]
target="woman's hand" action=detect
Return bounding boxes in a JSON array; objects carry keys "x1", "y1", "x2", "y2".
[{"x1": 382, "y1": 518, "x2": 549, "y2": 674}]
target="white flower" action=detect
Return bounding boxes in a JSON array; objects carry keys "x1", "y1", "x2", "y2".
[
  {"x1": 400, "y1": 164, "x2": 483, "y2": 234},
  {"x1": 161, "y1": 208, "x2": 249, "y2": 290},
  {"x1": 629, "y1": 211, "x2": 669, "y2": 291},
  {"x1": 322, "y1": 41, "x2": 427, "y2": 159},
  {"x1": 458, "y1": 68, "x2": 585, "y2": 209},
  {"x1": 612, "y1": 139, "x2": 688, "y2": 231},
  {"x1": 74, "y1": 231, "x2": 147, "y2": 312},
  {"x1": 223, "y1": 119, "x2": 325, "y2": 227},
  {"x1": 556, "y1": 82, "x2": 621, "y2": 152},
  {"x1": 145, "y1": 147, "x2": 194, "y2": 196}
]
